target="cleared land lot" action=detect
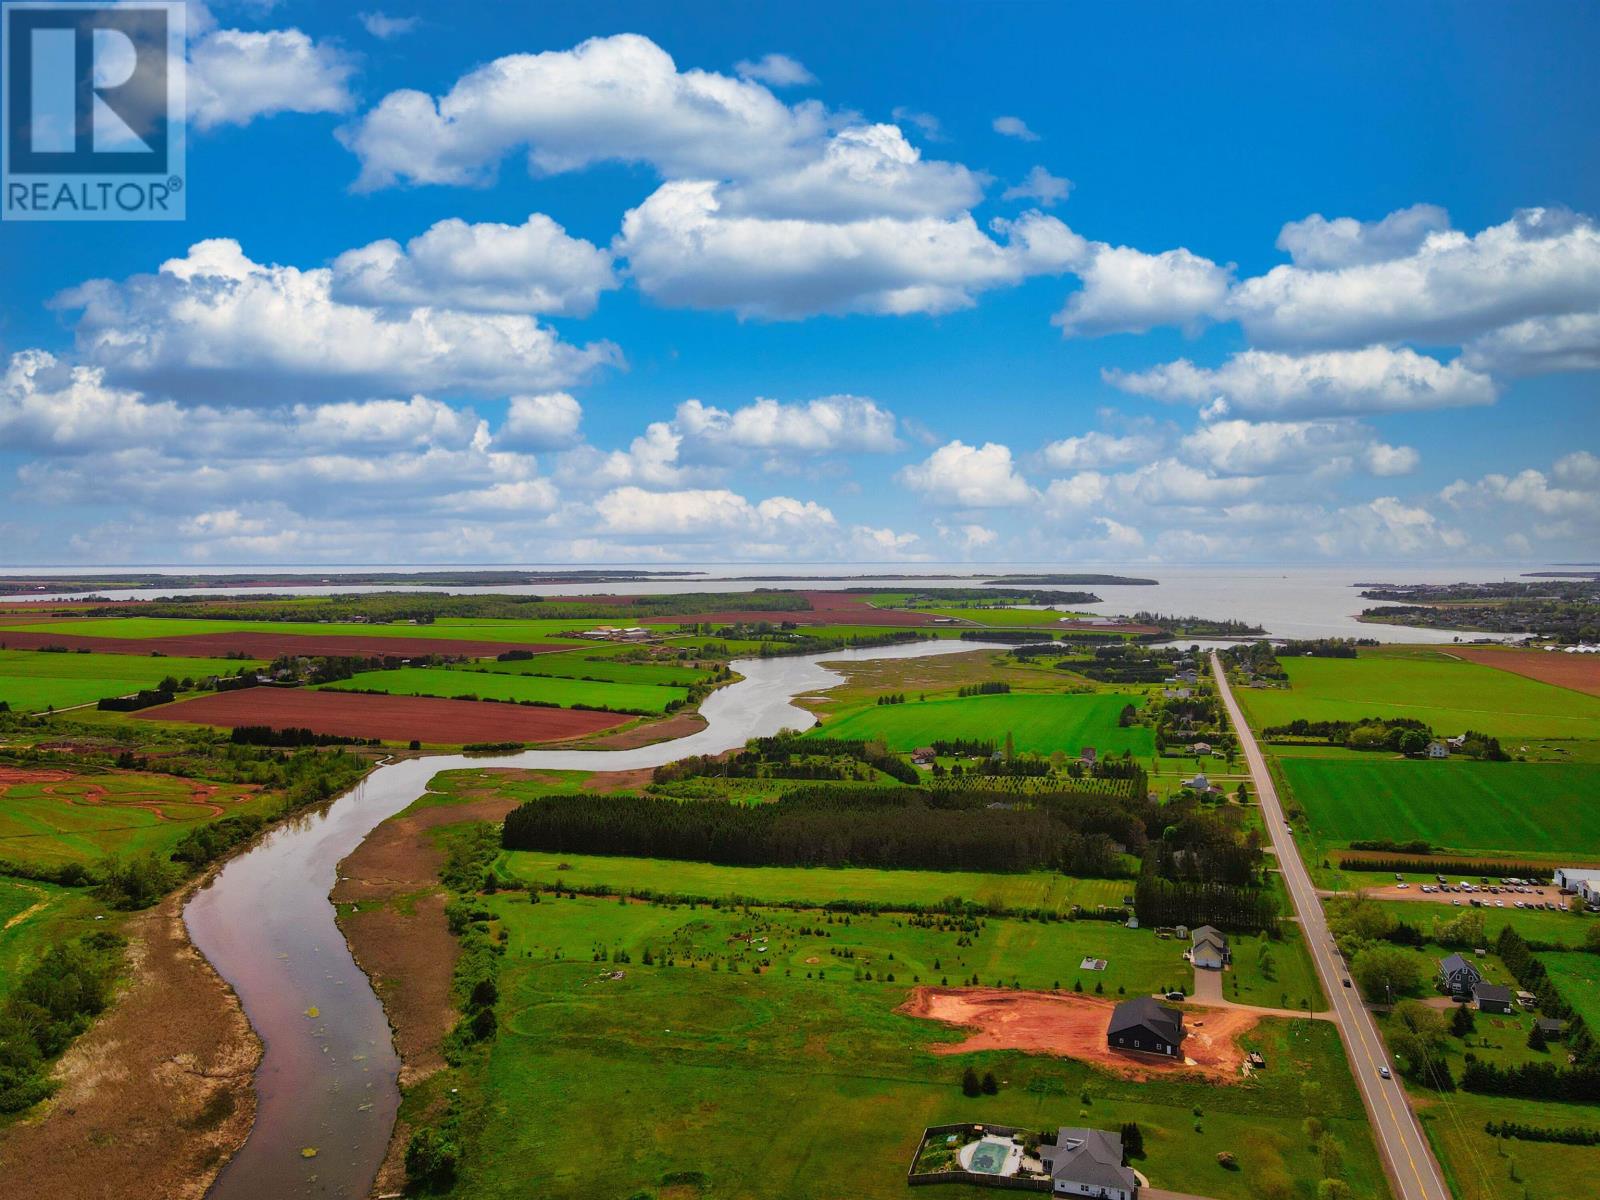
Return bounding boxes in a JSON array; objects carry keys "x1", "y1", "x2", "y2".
[
  {"x1": 1281, "y1": 757, "x2": 1600, "y2": 857},
  {"x1": 137, "y1": 688, "x2": 631, "y2": 744},
  {"x1": 0, "y1": 649, "x2": 262, "y2": 711},
  {"x1": 423, "y1": 891, "x2": 1381, "y2": 1200},
  {"x1": 1240, "y1": 651, "x2": 1600, "y2": 739},
  {"x1": 319, "y1": 666, "x2": 687, "y2": 712},
  {"x1": 808, "y1": 691, "x2": 1153, "y2": 756}
]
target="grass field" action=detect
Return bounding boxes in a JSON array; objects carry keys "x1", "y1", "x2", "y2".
[
  {"x1": 1280, "y1": 757, "x2": 1600, "y2": 857},
  {"x1": 416, "y1": 892, "x2": 1384, "y2": 1200},
  {"x1": 1414, "y1": 1089, "x2": 1600, "y2": 1200},
  {"x1": 808, "y1": 691, "x2": 1153, "y2": 757},
  {"x1": 465, "y1": 653, "x2": 710, "y2": 687},
  {"x1": 0, "y1": 875, "x2": 99, "y2": 1005},
  {"x1": 1238, "y1": 650, "x2": 1600, "y2": 740},
  {"x1": 0, "y1": 615, "x2": 632, "y2": 645},
  {"x1": 1369, "y1": 901, "x2": 1595, "y2": 949},
  {"x1": 0, "y1": 766, "x2": 273, "y2": 869},
  {"x1": 1539, "y1": 952, "x2": 1600, "y2": 1029},
  {"x1": 0, "y1": 649, "x2": 262, "y2": 712},
  {"x1": 496, "y1": 850, "x2": 1135, "y2": 914},
  {"x1": 317, "y1": 666, "x2": 687, "y2": 712}
]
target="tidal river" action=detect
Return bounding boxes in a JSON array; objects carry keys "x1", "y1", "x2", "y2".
[{"x1": 185, "y1": 638, "x2": 1005, "y2": 1199}]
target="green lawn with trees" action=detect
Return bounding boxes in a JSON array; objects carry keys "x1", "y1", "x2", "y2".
[
  {"x1": 0, "y1": 649, "x2": 263, "y2": 713},
  {"x1": 317, "y1": 665, "x2": 688, "y2": 712},
  {"x1": 807, "y1": 691, "x2": 1152, "y2": 756}
]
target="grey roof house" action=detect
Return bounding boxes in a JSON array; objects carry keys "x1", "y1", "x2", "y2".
[
  {"x1": 1438, "y1": 953, "x2": 1483, "y2": 998},
  {"x1": 1038, "y1": 1127, "x2": 1139, "y2": 1200},
  {"x1": 1473, "y1": 982, "x2": 1514, "y2": 1014},
  {"x1": 1190, "y1": 925, "x2": 1230, "y2": 969},
  {"x1": 1107, "y1": 996, "x2": 1184, "y2": 1059}
]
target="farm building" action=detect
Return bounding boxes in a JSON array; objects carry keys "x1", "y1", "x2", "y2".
[
  {"x1": 1038, "y1": 1127, "x2": 1139, "y2": 1199},
  {"x1": 1190, "y1": 925, "x2": 1230, "y2": 970},
  {"x1": 1439, "y1": 953, "x2": 1483, "y2": 998},
  {"x1": 1553, "y1": 868, "x2": 1600, "y2": 902},
  {"x1": 1473, "y1": 982, "x2": 1514, "y2": 1014},
  {"x1": 1106, "y1": 997, "x2": 1184, "y2": 1059}
]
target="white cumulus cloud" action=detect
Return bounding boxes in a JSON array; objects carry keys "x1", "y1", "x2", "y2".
[{"x1": 898, "y1": 440, "x2": 1035, "y2": 507}]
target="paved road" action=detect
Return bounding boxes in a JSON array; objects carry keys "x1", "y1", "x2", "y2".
[{"x1": 1211, "y1": 654, "x2": 1452, "y2": 1200}]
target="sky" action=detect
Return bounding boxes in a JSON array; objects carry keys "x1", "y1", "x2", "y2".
[{"x1": 1, "y1": 0, "x2": 1597, "y2": 566}]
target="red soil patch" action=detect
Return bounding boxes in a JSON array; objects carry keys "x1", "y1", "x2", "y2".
[
  {"x1": 135, "y1": 688, "x2": 629, "y2": 744},
  {"x1": 1452, "y1": 647, "x2": 1600, "y2": 698},
  {"x1": 899, "y1": 986, "x2": 1253, "y2": 1082},
  {"x1": 576, "y1": 710, "x2": 707, "y2": 749},
  {"x1": 0, "y1": 628, "x2": 568, "y2": 659}
]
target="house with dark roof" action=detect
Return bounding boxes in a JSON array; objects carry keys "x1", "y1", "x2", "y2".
[
  {"x1": 1038, "y1": 1127, "x2": 1139, "y2": 1200},
  {"x1": 1473, "y1": 982, "x2": 1514, "y2": 1014},
  {"x1": 1536, "y1": 1018, "x2": 1569, "y2": 1040},
  {"x1": 1190, "y1": 925, "x2": 1230, "y2": 970},
  {"x1": 1438, "y1": 953, "x2": 1483, "y2": 998},
  {"x1": 1107, "y1": 996, "x2": 1184, "y2": 1059}
]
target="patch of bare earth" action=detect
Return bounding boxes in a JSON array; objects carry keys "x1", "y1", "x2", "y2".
[
  {"x1": 576, "y1": 710, "x2": 707, "y2": 749},
  {"x1": 898, "y1": 986, "x2": 1253, "y2": 1082},
  {"x1": 1452, "y1": 646, "x2": 1600, "y2": 698},
  {"x1": 0, "y1": 894, "x2": 259, "y2": 1200}
]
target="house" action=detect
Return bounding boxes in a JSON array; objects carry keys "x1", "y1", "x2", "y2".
[
  {"x1": 1182, "y1": 773, "x2": 1215, "y2": 792},
  {"x1": 1438, "y1": 953, "x2": 1483, "y2": 998},
  {"x1": 1079, "y1": 746, "x2": 1097, "y2": 765},
  {"x1": 1038, "y1": 1127, "x2": 1139, "y2": 1200},
  {"x1": 1426, "y1": 741, "x2": 1450, "y2": 759},
  {"x1": 911, "y1": 746, "x2": 936, "y2": 767},
  {"x1": 1190, "y1": 925, "x2": 1230, "y2": 970},
  {"x1": 1107, "y1": 996, "x2": 1184, "y2": 1058},
  {"x1": 1191, "y1": 741, "x2": 1213, "y2": 756},
  {"x1": 1473, "y1": 982, "x2": 1514, "y2": 1014},
  {"x1": 1536, "y1": 1018, "x2": 1569, "y2": 1040}
]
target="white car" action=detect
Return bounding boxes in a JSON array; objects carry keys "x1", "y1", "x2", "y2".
[
  {"x1": 1396, "y1": 882, "x2": 1409, "y2": 889},
  {"x1": 1378, "y1": 1065, "x2": 1392, "y2": 1079}
]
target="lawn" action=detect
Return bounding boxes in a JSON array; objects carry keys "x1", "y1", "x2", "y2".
[
  {"x1": 1220, "y1": 926, "x2": 1325, "y2": 1013},
  {"x1": 0, "y1": 875, "x2": 100, "y2": 1005},
  {"x1": 808, "y1": 691, "x2": 1153, "y2": 757},
  {"x1": 1539, "y1": 952, "x2": 1600, "y2": 1030},
  {"x1": 1279, "y1": 757, "x2": 1600, "y2": 857},
  {"x1": 317, "y1": 665, "x2": 687, "y2": 712},
  {"x1": 465, "y1": 653, "x2": 710, "y2": 688},
  {"x1": 0, "y1": 767, "x2": 273, "y2": 869},
  {"x1": 496, "y1": 850, "x2": 1134, "y2": 914},
  {"x1": 1238, "y1": 650, "x2": 1600, "y2": 740},
  {"x1": 1370, "y1": 901, "x2": 1595, "y2": 950},
  {"x1": 0, "y1": 615, "x2": 632, "y2": 645},
  {"x1": 0, "y1": 649, "x2": 262, "y2": 712},
  {"x1": 1414, "y1": 1089, "x2": 1600, "y2": 1200},
  {"x1": 422, "y1": 892, "x2": 1386, "y2": 1200}
]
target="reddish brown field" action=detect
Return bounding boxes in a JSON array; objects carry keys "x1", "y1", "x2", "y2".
[
  {"x1": 1452, "y1": 646, "x2": 1600, "y2": 697},
  {"x1": 136, "y1": 688, "x2": 629, "y2": 744},
  {"x1": 898, "y1": 986, "x2": 1252, "y2": 1082},
  {"x1": 0, "y1": 628, "x2": 568, "y2": 659}
]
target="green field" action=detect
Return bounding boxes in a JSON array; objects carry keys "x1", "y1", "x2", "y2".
[
  {"x1": 1370, "y1": 901, "x2": 1595, "y2": 949},
  {"x1": 1238, "y1": 650, "x2": 1600, "y2": 740},
  {"x1": 1280, "y1": 757, "x2": 1600, "y2": 857},
  {"x1": 0, "y1": 876, "x2": 99, "y2": 1005},
  {"x1": 0, "y1": 767, "x2": 272, "y2": 869},
  {"x1": 466, "y1": 653, "x2": 709, "y2": 687},
  {"x1": 1416, "y1": 1089, "x2": 1600, "y2": 1200},
  {"x1": 1540, "y1": 952, "x2": 1600, "y2": 1030},
  {"x1": 410, "y1": 892, "x2": 1383, "y2": 1200},
  {"x1": 808, "y1": 691, "x2": 1153, "y2": 757},
  {"x1": 317, "y1": 665, "x2": 687, "y2": 712},
  {"x1": 0, "y1": 649, "x2": 263, "y2": 712},
  {"x1": 0, "y1": 615, "x2": 646, "y2": 646},
  {"x1": 497, "y1": 850, "x2": 1134, "y2": 914}
]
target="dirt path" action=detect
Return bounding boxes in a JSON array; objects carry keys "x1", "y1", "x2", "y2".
[
  {"x1": 0, "y1": 893, "x2": 260, "y2": 1200},
  {"x1": 898, "y1": 986, "x2": 1256, "y2": 1082}
]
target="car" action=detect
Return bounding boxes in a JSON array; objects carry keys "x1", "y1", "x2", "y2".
[
  {"x1": 1343, "y1": 978, "x2": 1353, "y2": 988},
  {"x1": 1378, "y1": 1066, "x2": 1392, "y2": 1079},
  {"x1": 1396, "y1": 882, "x2": 1409, "y2": 889},
  {"x1": 1165, "y1": 990, "x2": 1186, "y2": 1001},
  {"x1": 1453, "y1": 899, "x2": 1462, "y2": 906}
]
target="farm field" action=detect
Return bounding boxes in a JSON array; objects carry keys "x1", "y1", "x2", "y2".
[
  {"x1": 495, "y1": 850, "x2": 1134, "y2": 914},
  {"x1": 318, "y1": 666, "x2": 687, "y2": 713},
  {"x1": 136, "y1": 688, "x2": 632, "y2": 745},
  {"x1": 0, "y1": 616, "x2": 612, "y2": 643},
  {"x1": 0, "y1": 764, "x2": 271, "y2": 869},
  {"x1": 1415, "y1": 1090, "x2": 1600, "y2": 1200},
  {"x1": 466, "y1": 653, "x2": 710, "y2": 687},
  {"x1": 0, "y1": 649, "x2": 262, "y2": 713},
  {"x1": 1239, "y1": 650, "x2": 1600, "y2": 740},
  {"x1": 1452, "y1": 646, "x2": 1600, "y2": 698},
  {"x1": 1280, "y1": 757, "x2": 1600, "y2": 857},
  {"x1": 808, "y1": 691, "x2": 1152, "y2": 757},
  {"x1": 416, "y1": 892, "x2": 1384, "y2": 1200},
  {"x1": 1539, "y1": 952, "x2": 1600, "y2": 1030}
]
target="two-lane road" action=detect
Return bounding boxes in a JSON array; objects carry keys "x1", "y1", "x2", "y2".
[{"x1": 1211, "y1": 653, "x2": 1452, "y2": 1200}]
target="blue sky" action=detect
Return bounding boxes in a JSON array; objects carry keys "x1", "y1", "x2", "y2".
[{"x1": 1, "y1": 0, "x2": 1596, "y2": 564}]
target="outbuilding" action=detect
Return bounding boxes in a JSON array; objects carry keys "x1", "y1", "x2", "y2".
[
  {"x1": 1473, "y1": 982, "x2": 1514, "y2": 1014},
  {"x1": 1107, "y1": 996, "x2": 1184, "y2": 1059}
]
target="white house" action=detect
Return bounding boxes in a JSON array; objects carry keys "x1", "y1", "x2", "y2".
[
  {"x1": 1038, "y1": 1127, "x2": 1139, "y2": 1200},
  {"x1": 1190, "y1": 925, "x2": 1230, "y2": 970},
  {"x1": 1426, "y1": 741, "x2": 1450, "y2": 759}
]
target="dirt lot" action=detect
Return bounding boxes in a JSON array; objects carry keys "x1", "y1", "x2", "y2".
[
  {"x1": 0, "y1": 628, "x2": 569, "y2": 659},
  {"x1": 136, "y1": 688, "x2": 630, "y2": 744},
  {"x1": 899, "y1": 986, "x2": 1254, "y2": 1082},
  {"x1": 1452, "y1": 647, "x2": 1600, "y2": 697},
  {"x1": 0, "y1": 893, "x2": 259, "y2": 1200}
]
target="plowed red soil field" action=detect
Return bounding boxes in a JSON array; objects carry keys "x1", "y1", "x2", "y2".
[
  {"x1": 899, "y1": 986, "x2": 1252, "y2": 1081},
  {"x1": 1452, "y1": 647, "x2": 1600, "y2": 697},
  {"x1": 136, "y1": 688, "x2": 630, "y2": 744},
  {"x1": 0, "y1": 629, "x2": 567, "y2": 659}
]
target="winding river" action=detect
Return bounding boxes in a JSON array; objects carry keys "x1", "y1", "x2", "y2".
[{"x1": 185, "y1": 639, "x2": 1004, "y2": 1199}]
